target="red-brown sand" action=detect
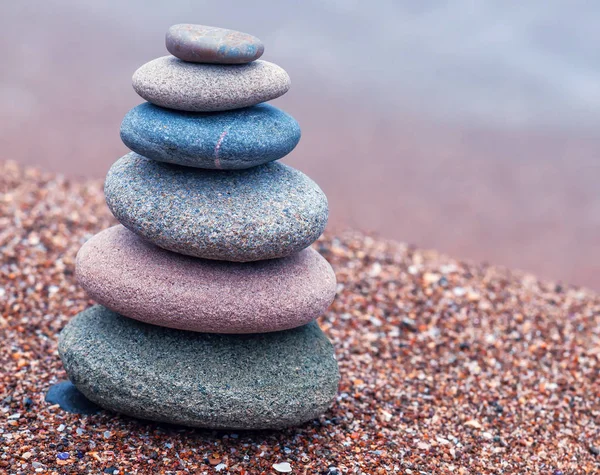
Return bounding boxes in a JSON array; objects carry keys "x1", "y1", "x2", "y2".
[{"x1": 1, "y1": 161, "x2": 599, "y2": 473}]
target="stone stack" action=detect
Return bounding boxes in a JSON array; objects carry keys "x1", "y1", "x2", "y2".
[{"x1": 57, "y1": 24, "x2": 340, "y2": 430}]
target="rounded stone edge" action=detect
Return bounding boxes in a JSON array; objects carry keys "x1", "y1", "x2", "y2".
[
  {"x1": 58, "y1": 307, "x2": 341, "y2": 429},
  {"x1": 75, "y1": 226, "x2": 338, "y2": 333},
  {"x1": 131, "y1": 57, "x2": 291, "y2": 112},
  {"x1": 165, "y1": 24, "x2": 264, "y2": 64},
  {"x1": 104, "y1": 155, "x2": 329, "y2": 262},
  {"x1": 119, "y1": 103, "x2": 302, "y2": 170}
]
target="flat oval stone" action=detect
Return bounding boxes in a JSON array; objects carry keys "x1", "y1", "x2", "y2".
[
  {"x1": 59, "y1": 306, "x2": 340, "y2": 429},
  {"x1": 104, "y1": 153, "x2": 328, "y2": 262},
  {"x1": 120, "y1": 102, "x2": 301, "y2": 170},
  {"x1": 132, "y1": 56, "x2": 290, "y2": 112},
  {"x1": 76, "y1": 225, "x2": 336, "y2": 333},
  {"x1": 166, "y1": 24, "x2": 264, "y2": 64}
]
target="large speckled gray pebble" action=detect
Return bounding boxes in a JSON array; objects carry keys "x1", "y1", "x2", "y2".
[
  {"x1": 76, "y1": 225, "x2": 337, "y2": 333},
  {"x1": 104, "y1": 153, "x2": 328, "y2": 262},
  {"x1": 166, "y1": 24, "x2": 264, "y2": 64},
  {"x1": 132, "y1": 56, "x2": 290, "y2": 112},
  {"x1": 59, "y1": 306, "x2": 340, "y2": 429}
]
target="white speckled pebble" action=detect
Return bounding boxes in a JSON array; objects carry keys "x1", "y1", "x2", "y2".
[
  {"x1": 132, "y1": 56, "x2": 290, "y2": 112},
  {"x1": 104, "y1": 153, "x2": 328, "y2": 262}
]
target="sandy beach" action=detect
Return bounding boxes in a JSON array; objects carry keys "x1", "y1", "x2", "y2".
[
  {"x1": 2, "y1": 2, "x2": 600, "y2": 473},
  {"x1": 1, "y1": 162, "x2": 598, "y2": 473}
]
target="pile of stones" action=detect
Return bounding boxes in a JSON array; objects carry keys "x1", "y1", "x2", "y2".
[{"x1": 56, "y1": 24, "x2": 340, "y2": 429}]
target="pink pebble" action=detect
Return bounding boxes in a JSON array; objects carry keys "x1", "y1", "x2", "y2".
[{"x1": 76, "y1": 226, "x2": 337, "y2": 333}]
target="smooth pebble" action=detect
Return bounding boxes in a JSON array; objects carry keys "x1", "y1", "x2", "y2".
[
  {"x1": 132, "y1": 56, "x2": 290, "y2": 112},
  {"x1": 76, "y1": 225, "x2": 336, "y2": 333},
  {"x1": 120, "y1": 102, "x2": 300, "y2": 169},
  {"x1": 166, "y1": 24, "x2": 264, "y2": 64},
  {"x1": 59, "y1": 306, "x2": 340, "y2": 429},
  {"x1": 104, "y1": 153, "x2": 328, "y2": 262}
]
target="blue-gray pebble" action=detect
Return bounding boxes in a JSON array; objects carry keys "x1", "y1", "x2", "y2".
[
  {"x1": 120, "y1": 103, "x2": 301, "y2": 170},
  {"x1": 59, "y1": 306, "x2": 340, "y2": 429},
  {"x1": 104, "y1": 153, "x2": 328, "y2": 262}
]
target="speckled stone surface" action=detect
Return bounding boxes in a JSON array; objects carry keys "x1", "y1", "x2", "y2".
[
  {"x1": 132, "y1": 56, "x2": 290, "y2": 112},
  {"x1": 120, "y1": 102, "x2": 300, "y2": 169},
  {"x1": 76, "y1": 225, "x2": 336, "y2": 333},
  {"x1": 45, "y1": 381, "x2": 101, "y2": 415},
  {"x1": 59, "y1": 306, "x2": 340, "y2": 429},
  {"x1": 104, "y1": 153, "x2": 328, "y2": 262},
  {"x1": 166, "y1": 24, "x2": 264, "y2": 64}
]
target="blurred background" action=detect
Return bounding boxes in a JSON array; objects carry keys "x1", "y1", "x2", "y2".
[{"x1": 2, "y1": 0, "x2": 600, "y2": 288}]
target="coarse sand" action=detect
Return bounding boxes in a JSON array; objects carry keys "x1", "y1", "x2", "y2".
[{"x1": 1, "y1": 160, "x2": 599, "y2": 474}]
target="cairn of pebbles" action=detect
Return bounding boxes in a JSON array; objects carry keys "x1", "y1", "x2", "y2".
[{"x1": 55, "y1": 24, "x2": 340, "y2": 429}]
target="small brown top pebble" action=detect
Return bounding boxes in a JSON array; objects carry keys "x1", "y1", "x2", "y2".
[
  {"x1": 0, "y1": 160, "x2": 599, "y2": 473},
  {"x1": 166, "y1": 24, "x2": 264, "y2": 64}
]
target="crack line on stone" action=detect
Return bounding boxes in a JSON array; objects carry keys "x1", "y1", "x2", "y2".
[{"x1": 214, "y1": 130, "x2": 229, "y2": 169}]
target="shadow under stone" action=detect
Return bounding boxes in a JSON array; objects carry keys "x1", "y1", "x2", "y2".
[{"x1": 45, "y1": 381, "x2": 102, "y2": 415}]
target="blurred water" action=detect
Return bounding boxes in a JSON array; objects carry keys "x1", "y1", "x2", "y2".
[
  {"x1": 4, "y1": 0, "x2": 600, "y2": 128},
  {"x1": 2, "y1": 0, "x2": 600, "y2": 287}
]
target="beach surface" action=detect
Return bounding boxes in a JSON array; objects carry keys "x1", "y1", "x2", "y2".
[{"x1": 1, "y1": 162, "x2": 598, "y2": 473}]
